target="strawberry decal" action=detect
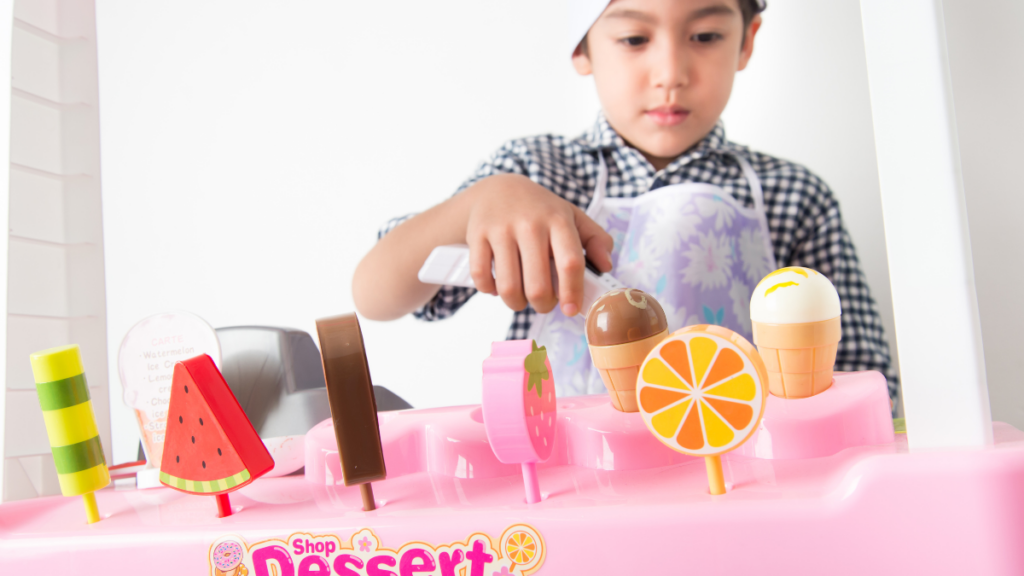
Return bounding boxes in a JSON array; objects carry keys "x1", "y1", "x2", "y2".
[
  {"x1": 482, "y1": 339, "x2": 559, "y2": 503},
  {"x1": 521, "y1": 340, "x2": 556, "y2": 460},
  {"x1": 524, "y1": 341, "x2": 549, "y2": 398}
]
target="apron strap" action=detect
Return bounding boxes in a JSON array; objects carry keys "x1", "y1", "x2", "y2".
[
  {"x1": 733, "y1": 153, "x2": 778, "y2": 270},
  {"x1": 586, "y1": 150, "x2": 609, "y2": 219},
  {"x1": 735, "y1": 154, "x2": 766, "y2": 213}
]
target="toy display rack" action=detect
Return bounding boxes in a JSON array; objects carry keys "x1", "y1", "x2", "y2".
[{"x1": 2, "y1": 373, "x2": 1024, "y2": 573}]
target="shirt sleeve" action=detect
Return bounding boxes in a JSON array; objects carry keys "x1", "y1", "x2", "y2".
[
  {"x1": 784, "y1": 181, "x2": 900, "y2": 410},
  {"x1": 376, "y1": 142, "x2": 530, "y2": 322}
]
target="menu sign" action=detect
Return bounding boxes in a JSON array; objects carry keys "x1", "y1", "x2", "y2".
[{"x1": 119, "y1": 312, "x2": 221, "y2": 468}]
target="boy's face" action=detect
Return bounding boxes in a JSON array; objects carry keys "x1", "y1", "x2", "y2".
[{"x1": 574, "y1": 0, "x2": 760, "y2": 169}]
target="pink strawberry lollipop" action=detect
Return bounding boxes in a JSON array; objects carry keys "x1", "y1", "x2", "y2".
[{"x1": 482, "y1": 340, "x2": 557, "y2": 503}]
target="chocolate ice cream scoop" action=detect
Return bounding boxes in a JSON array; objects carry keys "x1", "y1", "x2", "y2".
[
  {"x1": 586, "y1": 289, "x2": 668, "y2": 346},
  {"x1": 586, "y1": 289, "x2": 669, "y2": 412}
]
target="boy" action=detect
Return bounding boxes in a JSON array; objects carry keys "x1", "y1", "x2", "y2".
[{"x1": 353, "y1": 0, "x2": 898, "y2": 407}]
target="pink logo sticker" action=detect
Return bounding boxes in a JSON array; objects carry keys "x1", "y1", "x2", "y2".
[{"x1": 208, "y1": 524, "x2": 545, "y2": 576}]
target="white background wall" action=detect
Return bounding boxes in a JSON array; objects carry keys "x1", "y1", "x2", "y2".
[
  {"x1": 943, "y1": 0, "x2": 1024, "y2": 430},
  {"x1": 93, "y1": 0, "x2": 1019, "y2": 463}
]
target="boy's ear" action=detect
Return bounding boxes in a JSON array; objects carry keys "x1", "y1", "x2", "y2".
[
  {"x1": 738, "y1": 15, "x2": 762, "y2": 71},
  {"x1": 572, "y1": 44, "x2": 593, "y2": 76}
]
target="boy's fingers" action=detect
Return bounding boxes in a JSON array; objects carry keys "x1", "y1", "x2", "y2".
[
  {"x1": 469, "y1": 239, "x2": 496, "y2": 295},
  {"x1": 518, "y1": 226, "x2": 556, "y2": 314},
  {"x1": 550, "y1": 221, "x2": 585, "y2": 317},
  {"x1": 491, "y1": 235, "x2": 527, "y2": 311},
  {"x1": 575, "y1": 210, "x2": 615, "y2": 272}
]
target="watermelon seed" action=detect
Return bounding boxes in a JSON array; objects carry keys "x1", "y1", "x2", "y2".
[
  {"x1": 199, "y1": 418, "x2": 204, "y2": 426},
  {"x1": 178, "y1": 416, "x2": 182, "y2": 424},
  {"x1": 191, "y1": 435, "x2": 195, "y2": 444},
  {"x1": 184, "y1": 385, "x2": 189, "y2": 393},
  {"x1": 218, "y1": 448, "x2": 222, "y2": 456},
  {"x1": 176, "y1": 455, "x2": 179, "y2": 463},
  {"x1": 202, "y1": 461, "x2": 206, "y2": 469}
]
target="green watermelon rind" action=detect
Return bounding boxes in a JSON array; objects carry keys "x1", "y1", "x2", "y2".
[{"x1": 159, "y1": 469, "x2": 250, "y2": 494}]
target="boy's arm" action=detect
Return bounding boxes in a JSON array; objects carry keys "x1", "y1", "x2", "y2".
[
  {"x1": 352, "y1": 186, "x2": 477, "y2": 321},
  {"x1": 352, "y1": 174, "x2": 613, "y2": 322}
]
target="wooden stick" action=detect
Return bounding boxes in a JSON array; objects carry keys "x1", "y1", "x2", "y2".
[
  {"x1": 705, "y1": 455, "x2": 726, "y2": 495},
  {"x1": 360, "y1": 483, "x2": 376, "y2": 511}
]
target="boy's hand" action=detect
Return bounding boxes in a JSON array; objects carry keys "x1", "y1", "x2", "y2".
[{"x1": 465, "y1": 174, "x2": 614, "y2": 317}]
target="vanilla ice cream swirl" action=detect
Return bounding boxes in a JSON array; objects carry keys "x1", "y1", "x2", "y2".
[{"x1": 750, "y1": 267, "x2": 841, "y2": 324}]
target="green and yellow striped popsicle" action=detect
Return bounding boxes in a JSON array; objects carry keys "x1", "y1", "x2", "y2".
[{"x1": 29, "y1": 344, "x2": 109, "y2": 524}]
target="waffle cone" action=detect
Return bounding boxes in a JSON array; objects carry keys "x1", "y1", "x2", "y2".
[
  {"x1": 589, "y1": 329, "x2": 669, "y2": 412},
  {"x1": 752, "y1": 317, "x2": 841, "y2": 399}
]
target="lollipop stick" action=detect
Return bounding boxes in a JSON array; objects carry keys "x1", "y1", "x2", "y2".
[
  {"x1": 705, "y1": 455, "x2": 726, "y2": 495},
  {"x1": 360, "y1": 483, "x2": 376, "y2": 511},
  {"x1": 522, "y1": 462, "x2": 541, "y2": 503},
  {"x1": 82, "y1": 492, "x2": 100, "y2": 524},
  {"x1": 216, "y1": 493, "x2": 233, "y2": 518}
]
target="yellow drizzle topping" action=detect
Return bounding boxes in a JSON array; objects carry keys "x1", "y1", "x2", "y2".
[
  {"x1": 763, "y1": 266, "x2": 811, "y2": 280},
  {"x1": 764, "y1": 281, "x2": 799, "y2": 295}
]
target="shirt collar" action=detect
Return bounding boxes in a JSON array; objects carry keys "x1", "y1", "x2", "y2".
[
  {"x1": 582, "y1": 113, "x2": 625, "y2": 150},
  {"x1": 581, "y1": 113, "x2": 730, "y2": 168}
]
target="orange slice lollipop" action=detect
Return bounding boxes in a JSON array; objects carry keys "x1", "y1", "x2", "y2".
[{"x1": 637, "y1": 325, "x2": 768, "y2": 458}]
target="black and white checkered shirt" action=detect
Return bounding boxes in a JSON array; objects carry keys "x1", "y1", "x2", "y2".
[{"x1": 381, "y1": 114, "x2": 899, "y2": 405}]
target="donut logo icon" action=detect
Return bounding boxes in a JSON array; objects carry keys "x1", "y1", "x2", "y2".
[{"x1": 210, "y1": 537, "x2": 249, "y2": 576}]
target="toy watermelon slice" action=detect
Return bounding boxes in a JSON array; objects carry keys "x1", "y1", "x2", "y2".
[{"x1": 160, "y1": 354, "x2": 273, "y2": 516}]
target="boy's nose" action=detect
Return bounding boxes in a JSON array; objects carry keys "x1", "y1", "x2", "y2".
[{"x1": 650, "y1": 41, "x2": 689, "y2": 92}]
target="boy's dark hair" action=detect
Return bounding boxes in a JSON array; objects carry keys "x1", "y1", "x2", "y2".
[
  {"x1": 739, "y1": 0, "x2": 767, "y2": 30},
  {"x1": 578, "y1": 0, "x2": 767, "y2": 55}
]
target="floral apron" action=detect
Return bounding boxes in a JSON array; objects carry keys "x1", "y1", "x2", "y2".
[{"x1": 528, "y1": 151, "x2": 777, "y2": 397}]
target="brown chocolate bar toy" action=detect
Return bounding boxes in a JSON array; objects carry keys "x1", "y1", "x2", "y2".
[{"x1": 315, "y1": 313, "x2": 386, "y2": 511}]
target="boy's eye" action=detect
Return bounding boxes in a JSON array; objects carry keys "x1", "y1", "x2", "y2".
[
  {"x1": 619, "y1": 36, "x2": 649, "y2": 47},
  {"x1": 692, "y1": 32, "x2": 723, "y2": 43}
]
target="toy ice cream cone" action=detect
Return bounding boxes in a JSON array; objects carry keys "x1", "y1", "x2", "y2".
[
  {"x1": 750, "y1": 267, "x2": 842, "y2": 399},
  {"x1": 586, "y1": 289, "x2": 668, "y2": 412}
]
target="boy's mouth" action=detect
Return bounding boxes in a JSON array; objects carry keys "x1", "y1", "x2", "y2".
[{"x1": 645, "y1": 106, "x2": 689, "y2": 127}]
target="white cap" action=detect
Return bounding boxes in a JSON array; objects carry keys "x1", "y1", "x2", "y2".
[
  {"x1": 567, "y1": 0, "x2": 768, "y2": 58},
  {"x1": 750, "y1": 267, "x2": 841, "y2": 324},
  {"x1": 567, "y1": 0, "x2": 610, "y2": 57}
]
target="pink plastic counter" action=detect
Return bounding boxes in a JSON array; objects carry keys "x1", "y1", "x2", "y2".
[{"x1": 2, "y1": 372, "x2": 1024, "y2": 575}]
